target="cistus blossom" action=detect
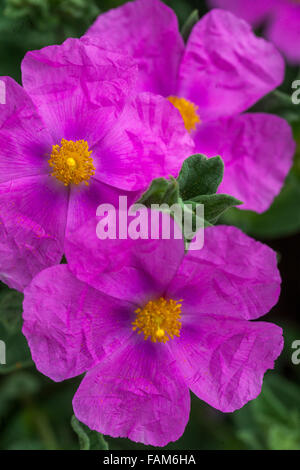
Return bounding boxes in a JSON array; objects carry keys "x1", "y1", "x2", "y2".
[
  {"x1": 85, "y1": 0, "x2": 296, "y2": 214},
  {"x1": 22, "y1": 211, "x2": 283, "y2": 447},
  {"x1": 208, "y1": 0, "x2": 300, "y2": 64},
  {"x1": 0, "y1": 37, "x2": 193, "y2": 292}
]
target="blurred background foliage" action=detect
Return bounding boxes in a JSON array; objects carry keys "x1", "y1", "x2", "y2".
[{"x1": 0, "y1": 0, "x2": 299, "y2": 450}]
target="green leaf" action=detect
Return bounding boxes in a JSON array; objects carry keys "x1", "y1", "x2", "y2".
[
  {"x1": 177, "y1": 154, "x2": 224, "y2": 201},
  {"x1": 71, "y1": 415, "x2": 108, "y2": 451},
  {"x1": 187, "y1": 194, "x2": 242, "y2": 224},
  {"x1": 249, "y1": 89, "x2": 300, "y2": 124},
  {"x1": 180, "y1": 9, "x2": 199, "y2": 42},
  {"x1": 137, "y1": 176, "x2": 180, "y2": 207}
]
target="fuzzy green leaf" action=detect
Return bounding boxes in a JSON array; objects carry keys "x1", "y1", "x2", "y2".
[
  {"x1": 137, "y1": 176, "x2": 180, "y2": 207},
  {"x1": 0, "y1": 289, "x2": 23, "y2": 332},
  {"x1": 71, "y1": 415, "x2": 108, "y2": 451}
]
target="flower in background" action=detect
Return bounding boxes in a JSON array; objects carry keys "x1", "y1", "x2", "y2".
[
  {"x1": 0, "y1": 37, "x2": 193, "y2": 292},
  {"x1": 208, "y1": 0, "x2": 300, "y2": 64},
  {"x1": 23, "y1": 211, "x2": 283, "y2": 446},
  {"x1": 85, "y1": 0, "x2": 296, "y2": 214}
]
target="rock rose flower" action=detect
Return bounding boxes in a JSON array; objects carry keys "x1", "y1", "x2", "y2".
[
  {"x1": 0, "y1": 37, "x2": 193, "y2": 291},
  {"x1": 23, "y1": 212, "x2": 283, "y2": 446},
  {"x1": 85, "y1": 0, "x2": 295, "y2": 213}
]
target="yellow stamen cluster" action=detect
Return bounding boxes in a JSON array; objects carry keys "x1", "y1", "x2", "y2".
[
  {"x1": 48, "y1": 139, "x2": 95, "y2": 186},
  {"x1": 167, "y1": 96, "x2": 200, "y2": 132},
  {"x1": 132, "y1": 297, "x2": 182, "y2": 343}
]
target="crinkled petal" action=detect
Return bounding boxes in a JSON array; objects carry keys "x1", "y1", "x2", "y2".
[
  {"x1": 193, "y1": 113, "x2": 295, "y2": 212},
  {"x1": 167, "y1": 225, "x2": 281, "y2": 320},
  {"x1": 73, "y1": 339, "x2": 190, "y2": 446},
  {"x1": 22, "y1": 37, "x2": 137, "y2": 145},
  {"x1": 0, "y1": 175, "x2": 68, "y2": 291},
  {"x1": 170, "y1": 315, "x2": 283, "y2": 412},
  {"x1": 23, "y1": 265, "x2": 134, "y2": 382},
  {"x1": 266, "y1": 4, "x2": 300, "y2": 64},
  {"x1": 0, "y1": 76, "x2": 53, "y2": 183},
  {"x1": 207, "y1": 0, "x2": 273, "y2": 26},
  {"x1": 91, "y1": 92, "x2": 194, "y2": 191},
  {"x1": 178, "y1": 9, "x2": 284, "y2": 121},
  {"x1": 65, "y1": 210, "x2": 185, "y2": 305},
  {"x1": 66, "y1": 179, "x2": 139, "y2": 236},
  {"x1": 85, "y1": 0, "x2": 184, "y2": 95}
]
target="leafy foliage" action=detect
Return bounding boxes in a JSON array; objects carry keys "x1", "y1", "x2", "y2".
[{"x1": 177, "y1": 154, "x2": 224, "y2": 199}]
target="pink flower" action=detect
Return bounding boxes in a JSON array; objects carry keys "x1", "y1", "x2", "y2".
[
  {"x1": 85, "y1": 0, "x2": 295, "y2": 213},
  {"x1": 22, "y1": 212, "x2": 283, "y2": 446},
  {"x1": 0, "y1": 37, "x2": 193, "y2": 291},
  {"x1": 208, "y1": 0, "x2": 300, "y2": 64}
]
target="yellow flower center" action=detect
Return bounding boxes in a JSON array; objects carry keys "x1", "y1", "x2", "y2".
[
  {"x1": 132, "y1": 297, "x2": 182, "y2": 343},
  {"x1": 48, "y1": 139, "x2": 95, "y2": 186},
  {"x1": 167, "y1": 96, "x2": 200, "y2": 132}
]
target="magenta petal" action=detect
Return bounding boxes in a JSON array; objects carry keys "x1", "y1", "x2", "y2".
[
  {"x1": 167, "y1": 225, "x2": 281, "y2": 320},
  {"x1": 171, "y1": 316, "x2": 283, "y2": 412},
  {"x1": 23, "y1": 265, "x2": 134, "y2": 382},
  {"x1": 0, "y1": 175, "x2": 68, "y2": 291},
  {"x1": 0, "y1": 76, "x2": 53, "y2": 183},
  {"x1": 65, "y1": 211, "x2": 185, "y2": 305},
  {"x1": 73, "y1": 339, "x2": 190, "y2": 446},
  {"x1": 178, "y1": 9, "x2": 284, "y2": 121},
  {"x1": 85, "y1": 0, "x2": 184, "y2": 95},
  {"x1": 92, "y1": 92, "x2": 194, "y2": 191},
  {"x1": 207, "y1": 0, "x2": 273, "y2": 26},
  {"x1": 266, "y1": 4, "x2": 300, "y2": 64},
  {"x1": 193, "y1": 113, "x2": 295, "y2": 212},
  {"x1": 22, "y1": 37, "x2": 137, "y2": 145}
]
